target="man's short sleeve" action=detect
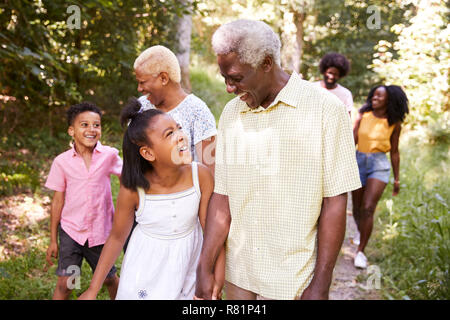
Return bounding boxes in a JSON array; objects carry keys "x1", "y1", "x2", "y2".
[
  {"x1": 322, "y1": 99, "x2": 361, "y2": 197},
  {"x1": 213, "y1": 113, "x2": 227, "y2": 195},
  {"x1": 45, "y1": 157, "x2": 66, "y2": 192}
]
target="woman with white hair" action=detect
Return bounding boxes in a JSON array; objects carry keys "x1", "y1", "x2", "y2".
[
  {"x1": 122, "y1": 45, "x2": 218, "y2": 254},
  {"x1": 134, "y1": 45, "x2": 217, "y2": 174}
]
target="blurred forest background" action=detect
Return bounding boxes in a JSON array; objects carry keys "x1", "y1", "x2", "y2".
[{"x1": 0, "y1": 0, "x2": 448, "y2": 299}]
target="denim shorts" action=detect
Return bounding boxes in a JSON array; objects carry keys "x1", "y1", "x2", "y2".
[
  {"x1": 56, "y1": 224, "x2": 116, "y2": 278},
  {"x1": 356, "y1": 150, "x2": 390, "y2": 186}
]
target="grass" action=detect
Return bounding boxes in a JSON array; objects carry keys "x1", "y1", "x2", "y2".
[
  {"x1": 0, "y1": 175, "x2": 122, "y2": 300},
  {"x1": 367, "y1": 133, "x2": 449, "y2": 300}
]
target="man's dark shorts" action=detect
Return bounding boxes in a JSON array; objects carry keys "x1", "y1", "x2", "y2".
[{"x1": 56, "y1": 224, "x2": 116, "y2": 278}]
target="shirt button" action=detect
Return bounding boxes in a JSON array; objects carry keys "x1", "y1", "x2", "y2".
[
  {"x1": 172, "y1": 201, "x2": 176, "y2": 205},
  {"x1": 172, "y1": 214, "x2": 177, "y2": 218}
]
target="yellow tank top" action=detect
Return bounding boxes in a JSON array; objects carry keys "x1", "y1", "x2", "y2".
[{"x1": 357, "y1": 111, "x2": 395, "y2": 153}]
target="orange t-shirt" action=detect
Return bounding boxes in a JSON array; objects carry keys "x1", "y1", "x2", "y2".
[{"x1": 357, "y1": 111, "x2": 395, "y2": 153}]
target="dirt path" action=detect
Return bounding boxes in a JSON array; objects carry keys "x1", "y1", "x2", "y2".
[{"x1": 329, "y1": 196, "x2": 381, "y2": 300}]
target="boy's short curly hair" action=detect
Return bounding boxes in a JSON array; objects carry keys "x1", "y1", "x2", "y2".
[
  {"x1": 67, "y1": 102, "x2": 102, "y2": 126},
  {"x1": 133, "y1": 45, "x2": 181, "y2": 83},
  {"x1": 319, "y1": 53, "x2": 351, "y2": 78}
]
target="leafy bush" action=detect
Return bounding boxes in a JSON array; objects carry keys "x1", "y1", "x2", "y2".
[{"x1": 370, "y1": 136, "x2": 449, "y2": 300}]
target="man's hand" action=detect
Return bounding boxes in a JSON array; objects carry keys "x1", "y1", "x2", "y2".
[
  {"x1": 296, "y1": 281, "x2": 329, "y2": 300},
  {"x1": 46, "y1": 242, "x2": 58, "y2": 267}
]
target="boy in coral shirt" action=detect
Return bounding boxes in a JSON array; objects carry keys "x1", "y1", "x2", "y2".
[{"x1": 45, "y1": 102, "x2": 122, "y2": 299}]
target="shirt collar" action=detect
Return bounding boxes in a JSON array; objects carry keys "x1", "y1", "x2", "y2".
[
  {"x1": 71, "y1": 141, "x2": 104, "y2": 157},
  {"x1": 240, "y1": 72, "x2": 301, "y2": 114}
]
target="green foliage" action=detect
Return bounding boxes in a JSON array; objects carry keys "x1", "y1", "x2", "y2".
[
  {"x1": 370, "y1": 136, "x2": 449, "y2": 300},
  {"x1": 0, "y1": 0, "x2": 196, "y2": 136},
  {"x1": 190, "y1": 63, "x2": 232, "y2": 121},
  {"x1": 371, "y1": 0, "x2": 449, "y2": 136},
  {"x1": 0, "y1": 131, "x2": 68, "y2": 196},
  {"x1": 191, "y1": 0, "x2": 411, "y2": 105},
  {"x1": 0, "y1": 247, "x2": 124, "y2": 299},
  {"x1": 302, "y1": 0, "x2": 412, "y2": 103}
]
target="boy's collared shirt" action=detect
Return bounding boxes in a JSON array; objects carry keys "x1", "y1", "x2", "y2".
[
  {"x1": 45, "y1": 141, "x2": 122, "y2": 247},
  {"x1": 214, "y1": 72, "x2": 361, "y2": 299}
]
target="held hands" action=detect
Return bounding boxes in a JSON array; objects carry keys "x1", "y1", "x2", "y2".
[
  {"x1": 194, "y1": 267, "x2": 216, "y2": 300},
  {"x1": 194, "y1": 281, "x2": 223, "y2": 300},
  {"x1": 212, "y1": 280, "x2": 224, "y2": 300}
]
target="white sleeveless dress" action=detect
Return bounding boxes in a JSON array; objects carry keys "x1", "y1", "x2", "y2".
[{"x1": 115, "y1": 162, "x2": 203, "y2": 300}]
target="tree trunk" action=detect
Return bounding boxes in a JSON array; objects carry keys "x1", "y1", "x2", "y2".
[
  {"x1": 293, "y1": 11, "x2": 305, "y2": 74},
  {"x1": 175, "y1": 5, "x2": 192, "y2": 93},
  {"x1": 280, "y1": 8, "x2": 305, "y2": 74}
]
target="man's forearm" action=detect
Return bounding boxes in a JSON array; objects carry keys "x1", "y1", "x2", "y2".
[
  {"x1": 198, "y1": 193, "x2": 231, "y2": 272},
  {"x1": 311, "y1": 193, "x2": 347, "y2": 290}
]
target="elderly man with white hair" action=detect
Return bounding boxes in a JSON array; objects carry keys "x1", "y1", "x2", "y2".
[{"x1": 195, "y1": 19, "x2": 361, "y2": 300}]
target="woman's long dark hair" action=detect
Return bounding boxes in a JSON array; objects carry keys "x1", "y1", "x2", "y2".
[
  {"x1": 120, "y1": 97, "x2": 164, "y2": 191},
  {"x1": 359, "y1": 85, "x2": 409, "y2": 126}
]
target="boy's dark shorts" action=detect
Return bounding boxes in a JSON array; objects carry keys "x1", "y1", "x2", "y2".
[{"x1": 56, "y1": 224, "x2": 116, "y2": 278}]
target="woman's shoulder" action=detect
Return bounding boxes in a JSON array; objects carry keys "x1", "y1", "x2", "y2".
[
  {"x1": 181, "y1": 94, "x2": 211, "y2": 112},
  {"x1": 176, "y1": 95, "x2": 216, "y2": 128},
  {"x1": 185, "y1": 93, "x2": 207, "y2": 105}
]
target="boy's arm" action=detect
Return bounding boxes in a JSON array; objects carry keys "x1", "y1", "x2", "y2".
[
  {"x1": 46, "y1": 191, "x2": 64, "y2": 266},
  {"x1": 78, "y1": 185, "x2": 137, "y2": 299}
]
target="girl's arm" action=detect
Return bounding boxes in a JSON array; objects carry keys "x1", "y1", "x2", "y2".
[
  {"x1": 78, "y1": 185, "x2": 138, "y2": 299},
  {"x1": 197, "y1": 163, "x2": 224, "y2": 299},
  {"x1": 353, "y1": 112, "x2": 363, "y2": 145},
  {"x1": 197, "y1": 163, "x2": 214, "y2": 230},
  {"x1": 390, "y1": 123, "x2": 402, "y2": 196},
  {"x1": 46, "y1": 191, "x2": 64, "y2": 267},
  {"x1": 212, "y1": 246, "x2": 225, "y2": 300}
]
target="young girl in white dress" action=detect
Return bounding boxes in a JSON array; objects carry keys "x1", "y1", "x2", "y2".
[{"x1": 79, "y1": 98, "x2": 223, "y2": 300}]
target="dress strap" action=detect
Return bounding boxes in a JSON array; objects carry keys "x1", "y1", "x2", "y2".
[
  {"x1": 191, "y1": 161, "x2": 201, "y2": 197},
  {"x1": 135, "y1": 187, "x2": 146, "y2": 217}
]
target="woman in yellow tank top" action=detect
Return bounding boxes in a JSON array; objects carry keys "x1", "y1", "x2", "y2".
[{"x1": 351, "y1": 85, "x2": 409, "y2": 269}]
